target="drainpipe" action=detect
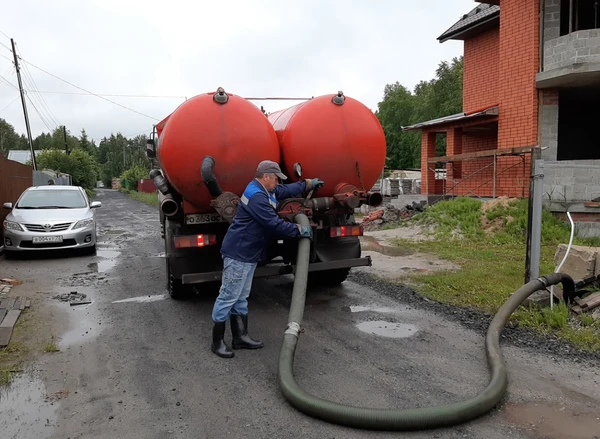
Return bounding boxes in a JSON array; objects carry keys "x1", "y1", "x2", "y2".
[
  {"x1": 570, "y1": 0, "x2": 574, "y2": 33},
  {"x1": 539, "y1": 0, "x2": 545, "y2": 73}
]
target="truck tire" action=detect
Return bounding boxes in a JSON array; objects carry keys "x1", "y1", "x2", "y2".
[{"x1": 166, "y1": 257, "x2": 190, "y2": 300}]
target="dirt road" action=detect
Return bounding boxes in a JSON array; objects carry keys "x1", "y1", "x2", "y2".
[{"x1": 1, "y1": 189, "x2": 599, "y2": 439}]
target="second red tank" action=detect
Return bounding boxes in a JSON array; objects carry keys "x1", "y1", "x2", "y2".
[{"x1": 267, "y1": 92, "x2": 386, "y2": 199}]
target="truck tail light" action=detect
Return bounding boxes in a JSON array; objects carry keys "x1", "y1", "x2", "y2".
[
  {"x1": 174, "y1": 234, "x2": 217, "y2": 248},
  {"x1": 330, "y1": 225, "x2": 363, "y2": 238}
]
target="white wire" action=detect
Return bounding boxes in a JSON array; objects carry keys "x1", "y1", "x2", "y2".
[{"x1": 551, "y1": 211, "x2": 574, "y2": 310}]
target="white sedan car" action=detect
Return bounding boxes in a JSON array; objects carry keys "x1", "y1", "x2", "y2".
[{"x1": 2, "y1": 185, "x2": 101, "y2": 258}]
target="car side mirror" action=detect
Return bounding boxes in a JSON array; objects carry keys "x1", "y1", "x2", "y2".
[
  {"x1": 90, "y1": 201, "x2": 102, "y2": 208},
  {"x1": 3, "y1": 202, "x2": 13, "y2": 209}
]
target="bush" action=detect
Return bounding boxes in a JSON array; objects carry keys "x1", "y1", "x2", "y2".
[{"x1": 120, "y1": 165, "x2": 148, "y2": 191}]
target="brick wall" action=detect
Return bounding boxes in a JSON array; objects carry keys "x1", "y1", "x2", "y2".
[
  {"x1": 463, "y1": 27, "x2": 500, "y2": 112},
  {"x1": 497, "y1": 0, "x2": 540, "y2": 151}
]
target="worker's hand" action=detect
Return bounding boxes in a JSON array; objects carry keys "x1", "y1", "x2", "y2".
[
  {"x1": 306, "y1": 178, "x2": 325, "y2": 191},
  {"x1": 297, "y1": 224, "x2": 313, "y2": 240}
]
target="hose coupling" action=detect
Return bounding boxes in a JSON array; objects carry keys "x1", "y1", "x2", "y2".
[{"x1": 284, "y1": 322, "x2": 301, "y2": 338}]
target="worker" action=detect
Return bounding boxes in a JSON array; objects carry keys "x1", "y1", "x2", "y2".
[
  {"x1": 47, "y1": 179, "x2": 55, "y2": 185},
  {"x1": 210, "y1": 160, "x2": 324, "y2": 358}
]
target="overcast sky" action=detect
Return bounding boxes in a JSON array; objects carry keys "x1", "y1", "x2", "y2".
[{"x1": 1, "y1": 0, "x2": 474, "y2": 143}]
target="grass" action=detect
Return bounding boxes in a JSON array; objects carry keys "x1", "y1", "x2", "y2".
[
  {"x1": 120, "y1": 188, "x2": 159, "y2": 206},
  {"x1": 0, "y1": 342, "x2": 28, "y2": 386},
  {"x1": 43, "y1": 338, "x2": 59, "y2": 353},
  {"x1": 389, "y1": 197, "x2": 600, "y2": 352}
]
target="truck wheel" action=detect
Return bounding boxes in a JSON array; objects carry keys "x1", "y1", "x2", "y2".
[
  {"x1": 166, "y1": 258, "x2": 189, "y2": 300},
  {"x1": 308, "y1": 268, "x2": 351, "y2": 287}
]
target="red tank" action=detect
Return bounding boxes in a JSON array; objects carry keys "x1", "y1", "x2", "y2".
[
  {"x1": 267, "y1": 92, "x2": 386, "y2": 199},
  {"x1": 156, "y1": 89, "x2": 280, "y2": 211}
]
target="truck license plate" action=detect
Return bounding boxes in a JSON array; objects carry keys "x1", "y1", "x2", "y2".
[
  {"x1": 185, "y1": 213, "x2": 226, "y2": 225},
  {"x1": 32, "y1": 235, "x2": 63, "y2": 243}
]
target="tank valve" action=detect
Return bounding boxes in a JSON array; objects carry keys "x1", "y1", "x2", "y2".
[
  {"x1": 214, "y1": 87, "x2": 229, "y2": 104},
  {"x1": 332, "y1": 91, "x2": 345, "y2": 105}
]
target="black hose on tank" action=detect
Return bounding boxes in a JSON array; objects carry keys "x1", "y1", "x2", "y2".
[
  {"x1": 201, "y1": 156, "x2": 223, "y2": 197},
  {"x1": 278, "y1": 222, "x2": 575, "y2": 431}
]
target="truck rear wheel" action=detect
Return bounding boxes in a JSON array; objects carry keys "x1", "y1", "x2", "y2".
[{"x1": 166, "y1": 257, "x2": 190, "y2": 300}]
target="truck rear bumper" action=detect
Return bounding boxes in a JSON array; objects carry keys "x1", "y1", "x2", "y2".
[{"x1": 181, "y1": 256, "x2": 372, "y2": 285}]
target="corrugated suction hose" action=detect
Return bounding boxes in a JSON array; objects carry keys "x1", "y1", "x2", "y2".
[{"x1": 278, "y1": 213, "x2": 574, "y2": 431}]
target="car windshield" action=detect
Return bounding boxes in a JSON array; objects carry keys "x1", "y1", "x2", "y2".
[{"x1": 16, "y1": 189, "x2": 87, "y2": 209}]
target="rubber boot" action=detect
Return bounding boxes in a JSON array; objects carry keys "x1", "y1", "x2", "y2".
[
  {"x1": 211, "y1": 321, "x2": 234, "y2": 358},
  {"x1": 230, "y1": 314, "x2": 264, "y2": 350}
]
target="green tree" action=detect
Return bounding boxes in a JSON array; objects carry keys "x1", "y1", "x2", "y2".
[
  {"x1": 0, "y1": 118, "x2": 28, "y2": 155},
  {"x1": 78, "y1": 129, "x2": 97, "y2": 158},
  {"x1": 375, "y1": 56, "x2": 464, "y2": 169},
  {"x1": 36, "y1": 149, "x2": 99, "y2": 189}
]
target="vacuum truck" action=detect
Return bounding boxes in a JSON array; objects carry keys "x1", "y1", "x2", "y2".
[{"x1": 146, "y1": 88, "x2": 386, "y2": 299}]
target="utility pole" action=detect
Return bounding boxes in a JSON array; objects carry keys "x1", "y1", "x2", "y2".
[
  {"x1": 11, "y1": 38, "x2": 37, "y2": 170},
  {"x1": 63, "y1": 125, "x2": 70, "y2": 155}
]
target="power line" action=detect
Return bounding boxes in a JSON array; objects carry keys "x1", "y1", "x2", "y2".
[
  {"x1": 0, "y1": 71, "x2": 18, "y2": 90},
  {"x1": 0, "y1": 52, "x2": 13, "y2": 63},
  {"x1": 19, "y1": 58, "x2": 160, "y2": 121},
  {"x1": 0, "y1": 29, "x2": 9, "y2": 40},
  {"x1": 25, "y1": 93, "x2": 55, "y2": 132},
  {"x1": 20, "y1": 90, "x2": 187, "y2": 99},
  {"x1": 16, "y1": 45, "x2": 60, "y2": 128},
  {"x1": 0, "y1": 40, "x2": 11, "y2": 53},
  {"x1": 0, "y1": 96, "x2": 19, "y2": 114}
]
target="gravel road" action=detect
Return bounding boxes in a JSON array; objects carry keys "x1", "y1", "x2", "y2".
[{"x1": 1, "y1": 189, "x2": 599, "y2": 439}]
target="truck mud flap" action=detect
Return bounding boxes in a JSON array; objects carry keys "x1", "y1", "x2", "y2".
[{"x1": 181, "y1": 256, "x2": 372, "y2": 285}]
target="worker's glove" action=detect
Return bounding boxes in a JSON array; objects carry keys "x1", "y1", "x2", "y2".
[
  {"x1": 306, "y1": 178, "x2": 325, "y2": 191},
  {"x1": 297, "y1": 224, "x2": 313, "y2": 240}
]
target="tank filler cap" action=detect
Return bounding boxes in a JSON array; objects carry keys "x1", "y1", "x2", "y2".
[
  {"x1": 332, "y1": 91, "x2": 345, "y2": 105},
  {"x1": 214, "y1": 87, "x2": 229, "y2": 104}
]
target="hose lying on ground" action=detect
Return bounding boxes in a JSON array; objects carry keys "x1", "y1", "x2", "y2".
[{"x1": 278, "y1": 213, "x2": 575, "y2": 431}]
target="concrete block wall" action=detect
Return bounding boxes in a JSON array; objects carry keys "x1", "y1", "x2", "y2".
[
  {"x1": 544, "y1": 29, "x2": 600, "y2": 71},
  {"x1": 543, "y1": 0, "x2": 561, "y2": 41},
  {"x1": 540, "y1": 89, "x2": 559, "y2": 161},
  {"x1": 542, "y1": 161, "x2": 600, "y2": 205}
]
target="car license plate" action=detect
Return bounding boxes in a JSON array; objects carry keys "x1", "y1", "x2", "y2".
[
  {"x1": 32, "y1": 236, "x2": 63, "y2": 244},
  {"x1": 185, "y1": 213, "x2": 227, "y2": 225}
]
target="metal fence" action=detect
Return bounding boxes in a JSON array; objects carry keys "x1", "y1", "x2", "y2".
[
  {"x1": 0, "y1": 155, "x2": 33, "y2": 244},
  {"x1": 33, "y1": 170, "x2": 71, "y2": 186}
]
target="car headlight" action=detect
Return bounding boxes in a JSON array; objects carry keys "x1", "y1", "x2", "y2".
[
  {"x1": 73, "y1": 218, "x2": 94, "y2": 230},
  {"x1": 3, "y1": 220, "x2": 23, "y2": 231}
]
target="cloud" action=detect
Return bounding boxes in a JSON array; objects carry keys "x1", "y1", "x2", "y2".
[{"x1": 0, "y1": 0, "x2": 473, "y2": 141}]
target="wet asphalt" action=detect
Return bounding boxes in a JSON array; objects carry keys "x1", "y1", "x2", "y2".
[{"x1": 1, "y1": 189, "x2": 599, "y2": 439}]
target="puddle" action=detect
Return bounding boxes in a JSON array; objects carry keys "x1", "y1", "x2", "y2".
[
  {"x1": 0, "y1": 373, "x2": 58, "y2": 438},
  {"x1": 55, "y1": 288, "x2": 102, "y2": 349},
  {"x1": 356, "y1": 320, "x2": 418, "y2": 338},
  {"x1": 361, "y1": 236, "x2": 413, "y2": 257},
  {"x1": 112, "y1": 294, "x2": 167, "y2": 304},
  {"x1": 346, "y1": 305, "x2": 401, "y2": 313},
  {"x1": 504, "y1": 402, "x2": 600, "y2": 439},
  {"x1": 88, "y1": 249, "x2": 121, "y2": 273}
]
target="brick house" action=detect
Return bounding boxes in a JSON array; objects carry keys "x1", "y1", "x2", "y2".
[{"x1": 404, "y1": 0, "x2": 600, "y2": 236}]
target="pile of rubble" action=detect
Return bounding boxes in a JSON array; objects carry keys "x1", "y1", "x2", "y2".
[{"x1": 360, "y1": 202, "x2": 426, "y2": 231}]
